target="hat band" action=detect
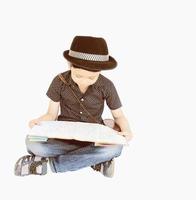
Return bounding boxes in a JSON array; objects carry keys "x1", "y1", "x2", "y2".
[{"x1": 68, "y1": 50, "x2": 109, "y2": 61}]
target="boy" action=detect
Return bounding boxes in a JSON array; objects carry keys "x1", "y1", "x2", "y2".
[{"x1": 15, "y1": 36, "x2": 133, "y2": 178}]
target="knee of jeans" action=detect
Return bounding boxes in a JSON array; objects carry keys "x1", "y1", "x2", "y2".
[
  {"x1": 98, "y1": 144, "x2": 123, "y2": 158},
  {"x1": 25, "y1": 138, "x2": 50, "y2": 157},
  {"x1": 112, "y1": 145, "x2": 123, "y2": 157}
]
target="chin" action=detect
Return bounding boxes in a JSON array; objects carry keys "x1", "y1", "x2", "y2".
[{"x1": 80, "y1": 85, "x2": 90, "y2": 88}]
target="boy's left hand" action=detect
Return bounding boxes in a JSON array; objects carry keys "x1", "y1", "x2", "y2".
[{"x1": 118, "y1": 131, "x2": 134, "y2": 142}]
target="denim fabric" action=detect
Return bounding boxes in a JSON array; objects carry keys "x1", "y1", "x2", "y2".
[{"x1": 25, "y1": 137, "x2": 123, "y2": 173}]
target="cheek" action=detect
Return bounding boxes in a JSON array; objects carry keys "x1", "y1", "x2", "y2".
[{"x1": 72, "y1": 77, "x2": 78, "y2": 84}]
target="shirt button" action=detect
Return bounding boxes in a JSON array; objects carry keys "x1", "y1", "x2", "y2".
[
  {"x1": 80, "y1": 111, "x2": 83, "y2": 114},
  {"x1": 81, "y1": 98, "x2": 84, "y2": 101}
]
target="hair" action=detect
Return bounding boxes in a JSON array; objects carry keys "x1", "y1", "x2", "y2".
[{"x1": 72, "y1": 64, "x2": 101, "y2": 72}]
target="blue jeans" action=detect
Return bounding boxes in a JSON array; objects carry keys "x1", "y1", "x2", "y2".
[{"x1": 25, "y1": 137, "x2": 123, "y2": 173}]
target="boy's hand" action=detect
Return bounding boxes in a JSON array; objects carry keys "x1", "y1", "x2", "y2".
[
  {"x1": 28, "y1": 119, "x2": 41, "y2": 129},
  {"x1": 118, "y1": 131, "x2": 134, "y2": 142}
]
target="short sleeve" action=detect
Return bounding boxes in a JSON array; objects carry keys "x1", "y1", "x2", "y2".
[
  {"x1": 46, "y1": 75, "x2": 62, "y2": 102},
  {"x1": 105, "y1": 81, "x2": 122, "y2": 110}
]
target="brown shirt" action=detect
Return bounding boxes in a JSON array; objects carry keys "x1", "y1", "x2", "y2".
[{"x1": 46, "y1": 70, "x2": 122, "y2": 124}]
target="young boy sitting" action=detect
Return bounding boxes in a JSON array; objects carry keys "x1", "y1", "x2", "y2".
[{"x1": 15, "y1": 36, "x2": 133, "y2": 178}]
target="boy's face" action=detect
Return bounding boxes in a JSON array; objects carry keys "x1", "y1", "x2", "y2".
[{"x1": 70, "y1": 66, "x2": 100, "y2": 88}]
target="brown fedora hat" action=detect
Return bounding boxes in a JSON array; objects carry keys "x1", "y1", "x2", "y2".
[{"x1": 63, "y1": 36, "x2": 117, "y2": 71}]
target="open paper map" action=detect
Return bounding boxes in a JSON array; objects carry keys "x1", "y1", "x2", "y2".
[{"x1": 28, "y1": 121, "x2": 128, "y2": 145}]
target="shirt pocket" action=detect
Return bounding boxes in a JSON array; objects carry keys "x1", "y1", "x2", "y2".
[
  {"x1": 60, "y1": 88, "x2": 78, "y2": 106},
  {"x1": 85, "y1": 94, "x2": 104, "y2": 108}
]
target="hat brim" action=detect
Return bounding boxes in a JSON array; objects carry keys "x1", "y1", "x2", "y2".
[{"x1": 63, "y1": 50, "x2": 117, "y2": 71}]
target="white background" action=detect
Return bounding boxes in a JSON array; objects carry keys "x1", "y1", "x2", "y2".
[{"x1": 0, "y1": 0, "x2": 195, "y2": 199}]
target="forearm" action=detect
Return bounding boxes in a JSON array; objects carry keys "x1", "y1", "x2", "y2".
[
  {"x1": 114, "y1": 116, "x2": 132, "y2": 133},
  {"x1": 37, "y1": 113, "x2": 56, "y2": 121}
]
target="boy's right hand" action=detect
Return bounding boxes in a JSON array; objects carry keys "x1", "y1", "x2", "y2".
[{"x1": 28, "y1": 118, "x2": 41, "y2": 129}]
